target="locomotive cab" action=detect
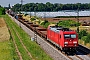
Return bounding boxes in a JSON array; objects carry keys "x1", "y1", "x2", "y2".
[{"x1": 63, "y1": 31, "x2": 78, "y2": 52}]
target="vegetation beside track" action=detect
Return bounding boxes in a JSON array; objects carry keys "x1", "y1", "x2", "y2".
[
  {"x1": 0, "y1": 5, "x2": 16, "y2": 60},
  {"x1": 0, "y1": 15, "x2": 19, "y2": 60},
  {"x1": 0, "y1": 7, "x2": 5, "y2": 15},
  {"x1": 0, "y1": 41, "x2": 18, "y2": 60},
  {"x1": 79, "y1": 30, "x2": 90, "y2": 48},
  {"x1": 2, "y1": 14, "x2": 52, "y2": 60}
]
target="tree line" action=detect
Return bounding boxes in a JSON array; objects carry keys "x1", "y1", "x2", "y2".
[
  {"x1": 0, "y1": 5, "x2": 5, "y2": 15},
  {"x1": 11, "y1": 2, "x2": 90, "y2": 12}
]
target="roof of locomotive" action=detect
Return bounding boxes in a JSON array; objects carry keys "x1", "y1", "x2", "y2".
[{"x1": 49, "y1": 26, "x2": 71, "y2": 32}]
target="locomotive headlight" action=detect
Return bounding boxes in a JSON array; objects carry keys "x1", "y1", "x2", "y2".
[
  {"x1": 65, "y1": 45, "x2": 67, "y2": 46},
  {"x1": 73, "y1": 41, "x2": 77, "y2": 44},
  {"x1": 64, "y1": 42, "x2": 68, "y2": 44},
  {"x1": 74, "y1": 44, "x2": 77, "y2": 46}
]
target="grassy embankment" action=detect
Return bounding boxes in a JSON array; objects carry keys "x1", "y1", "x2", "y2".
[
  {"x1": 1, "y1": 14, "x2": 52, "y2": 60},
  {"x1": 0, "y1": 16, "x2": 19, "y2": 60}
]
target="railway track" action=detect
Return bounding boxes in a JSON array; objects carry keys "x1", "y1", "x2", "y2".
[
  {"x1": 61, "y1": 44, "x2": 90, "y2": 60},
  {"x1": 79, "y1": 44, "x2": 90, "y2": 56},
  {"x1": 50, "y1": 42, "x2": 90, "y2": 60},
  {"x1": 8, "y1": 26, "x2": 23, "y2": 60},
  {"x1": 6, "y1": 16, "x2": 35, "y2": 60},
  {"x1": 75, "y1": 45, "x2": 90, "y2": 60},
  {"x1": 12, "y1": 26, "x2": 35, "y2": 60},
  {"x1": 4, "y1": 15, "x2": 23, "y2": 60},
  {"x1": 46, "y1": 38, "x2": 84, "y2": 60},
  {"x1": 8, "y1": 13, "x2": 90, "y2": 60}
]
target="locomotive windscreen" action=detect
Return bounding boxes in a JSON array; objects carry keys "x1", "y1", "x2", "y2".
[{"x1": 64, "y1": 34, "x2": 76, "y2": 38}]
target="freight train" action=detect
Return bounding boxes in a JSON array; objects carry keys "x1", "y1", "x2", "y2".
[{"x1": 6, "y1": 10, "x2": 78, "y2": 52}]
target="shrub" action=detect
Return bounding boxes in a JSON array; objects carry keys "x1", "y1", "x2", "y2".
[
  {"x1": 79, "y1": 30, "x2": 87, "y2": 39},
  {"x1": 0, "y1": 7, "x2": 5, "y2": 15},
  {"x1": 85, "y1": 34, "x2": 90, "y2": 43},
  {"x1": 24, "y1": 14, "x2": 28, "y2": 16},
  {"x1": 40, "y1": 20, "x2": 50, "y2": 28},
  {"x1": 81, "y1": 34, "x2": 90, "y2": 44},
  {"x1": 30, "y1": 18, "x2": 36, "y2": 21},
  {"x1": 57, "y1": 20, "x2": 80, "y2": 27},
  {"x1": 81, "y1": 36, "x2": 87, "y2": 44}
]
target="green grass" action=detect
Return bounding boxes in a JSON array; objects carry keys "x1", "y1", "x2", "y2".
[
  {"x1": 2, "y1": 14, "x2": 52, "y2": 60},
  {"x1": 11, "y1": 28, "x2": 31, "y2": 60},
  {"x1": 3, "y1": 15, "x2": 31, "y2": 60},
  {"x1": 10, "y1": 39, "x2": 19, "y2": 60},
  {"x1": 0, "y1": 41, "x2": 13, "y2": 60},
  {"x1": 0, "y1": 15, "x2": 19, "y2": 60}
]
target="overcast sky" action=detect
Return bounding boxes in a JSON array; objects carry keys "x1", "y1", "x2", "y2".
[{"x1": 0, "y1": 0, "x2": 90, "y2": 7}]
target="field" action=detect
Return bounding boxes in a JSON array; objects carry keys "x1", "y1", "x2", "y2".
[
  {"x1": 0, "y1": 17, "x2": 18, "y2": 60},
  {"x1": 40, "y1": 17, "x2": 90, "y2": 23},
  {"x1": 0, "y1": 18, "x2": 10, "y2": 42}
]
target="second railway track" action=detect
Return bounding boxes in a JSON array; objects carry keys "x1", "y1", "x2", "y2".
[
  {"x1": 12, "y1": 26, "x2": 35, "y2": 60},
  {"x1": 8, "y1": 27, "x2": 23, "y2": 60},
  {"x1": 7, "y1": 17, "x2": 34, "y2": 60}
]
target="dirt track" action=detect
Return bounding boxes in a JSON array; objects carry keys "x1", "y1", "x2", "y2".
[{"x1": 0, "y1": 18, "x2": 10, "y2": 42}]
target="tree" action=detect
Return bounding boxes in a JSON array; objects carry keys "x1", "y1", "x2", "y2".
[
  {"x1": 11, "y1": 2, "x2": 90, "y2": 12},
  {"x1": 8, "y1": 4, "x2": 11, "y2": 9},
  {"x1": 0, "y1": 7, "x2": 5, "y2": 15},
  {"x1": 11, "y1": 4, "x2": 22, "y2": 12},
  {"x1": 53, "y1": 3, "x2": 60, "y2": 11},
  {"x1": 0, "y1": 5, "x2": 1, "y2": 7}
]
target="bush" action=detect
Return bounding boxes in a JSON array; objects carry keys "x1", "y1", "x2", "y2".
[
  {"x1": 81, "y1": 34, "x2": 90, "y2": 44},
  {"x1": 80, "y1": 30, "x2": 90, "y2": 44},
  {"x1": 0, "y1": 7, "x2": 5, "y2": 15},
  {"x1": 30, "y1": 18, "x2": 36, "y2": 21},
  {"x1": 57, "y1": 20, "x2": 80, "y2": 27},
  {"x1": 81, "y1": 36, "x2": 87, "y2": 44},
  {"x1": 79, "y1": 30, "x2": 87, "y2": 39},
  {"x1": 85, "y1": 34, "x2": 90, "y2": 43},
  {"x1": 40, "y1": 20, "x2": 50, "y2": 28},
  {"x1": 24, "y1": 14, "x2": 28, "y2": 16}
]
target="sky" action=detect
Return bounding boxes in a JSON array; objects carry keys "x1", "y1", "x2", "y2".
[{"x1": 0, "y1": 0, "x2": 90, "y2": 7}]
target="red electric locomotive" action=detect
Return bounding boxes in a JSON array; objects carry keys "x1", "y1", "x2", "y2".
[{"x1": 47, "y1": 26, "x2": 78, "y2": 52}]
